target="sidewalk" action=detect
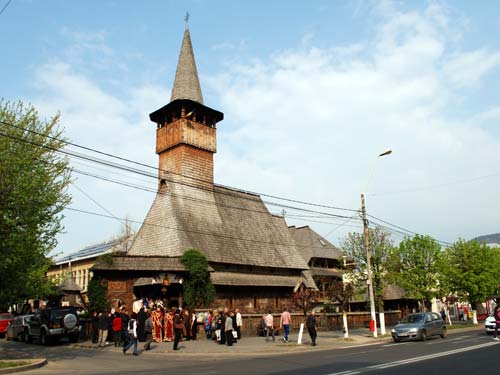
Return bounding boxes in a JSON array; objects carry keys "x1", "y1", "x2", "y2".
[{"x1": 70, "y1": 329, "x2": 388, "y2": 357}]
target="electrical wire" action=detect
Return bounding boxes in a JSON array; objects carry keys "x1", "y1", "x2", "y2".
[
  {"x1": 0, "y1": 121, "x2": 452, "y2": 246},
  {"x1": 65, "y1": 206, "x2": 347, "y2": 250},
  {"x1": 0, "y1": 0, "x2": 12, "y2": 16},
  {"x1": 368, "y1": 172, "x2": 500, "y2": 197},
  {"x1": 71, "y1": 168, "x2": 357, "y2": 220},
  {"x1": 71, "y1": 183, "x2": 122, "y2": 224},
  {"x1": 0, "y1": 119, "x2": 359, "y2": 213},
  {"x1": 0, "y1": 129, "x2": 360, "y2": 221}
]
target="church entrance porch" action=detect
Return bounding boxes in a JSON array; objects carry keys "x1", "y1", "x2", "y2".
[{"x1": 133, "y1": 274, "x2": 183, "y2": 308}]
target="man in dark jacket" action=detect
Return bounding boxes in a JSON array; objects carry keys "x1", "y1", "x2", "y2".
[
  {"x1": 98, "y1": 311, "x2": 111, "y2": 347},
  {"x1": 306, "y1": 310, "x2": 317, "y2": 346},
  {"x1": 137, "y1": 307, "x2": 148, "y2": 342},
  {"x1": 231, "y1": 311, "x2": 238, "y2": 343},
  {"x1": 120, "y1": 307, "x2": 130, "y2": 346}
]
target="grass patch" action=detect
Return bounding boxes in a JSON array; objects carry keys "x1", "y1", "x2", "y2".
[
  {"x1": 0, "y1": 361, "x2": 30, "y2": 369},
  {"x1": 446, "y1": 323, "x2": 476, "y2": 331}
]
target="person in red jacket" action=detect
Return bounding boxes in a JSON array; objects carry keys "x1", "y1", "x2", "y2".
[{"x1": 112, "y1": 312, "x2": 123, "y2": 347}]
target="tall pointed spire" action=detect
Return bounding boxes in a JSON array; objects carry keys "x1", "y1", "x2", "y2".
[{"x1": 170, "y1": 20, "x2": 204, "y2": 104}]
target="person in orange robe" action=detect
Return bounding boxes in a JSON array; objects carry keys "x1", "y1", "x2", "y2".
[
  {"x1": 152, "y1": 306, "x2": 164, "y2": 343},
  {"x1": 164, "y1": 309, "x2": 174, "y2": 342}
]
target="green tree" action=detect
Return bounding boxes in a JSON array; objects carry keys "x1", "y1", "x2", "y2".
[
  {"x1": 87, "y1": 276, "x2": 109, "y2": 313},
  {"x1": 440, "y1": 239, "x2": 500, "y2": 307},
  {"x1": 0, "y1": 101, "x2": 71, "y2": 309},
  {"x1": 341, "y1": 227, "x2": 394, "y2": 311},
  {"x1": 180, "y1": 249, "x2": 215, "y2": 308},
  {"x1": 389, "y1": 235, "x2": 442, "y2": 311}
]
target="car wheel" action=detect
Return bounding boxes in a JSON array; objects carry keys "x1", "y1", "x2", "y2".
[
  {"x1": 392, "y1": 337, "x2": 400, "y2": 343},
  {"x1": 24, "y1": 330, "x2": 32, "y2": 344},
  {"x1": 440, "y1": 328, "x2": 447, "y2": 339},
  {"x1": 420, "y1": 330, "x2": 427, "y2": 341},
  {"x1": 40, "y1": 330, "x2": 49, "y2": 345}
]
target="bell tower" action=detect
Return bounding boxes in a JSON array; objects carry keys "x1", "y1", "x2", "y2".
[{"x1": 149, "y1": 22, "x2": 223, "y2": 189}]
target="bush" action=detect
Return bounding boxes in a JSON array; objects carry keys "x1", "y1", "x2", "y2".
[{"x1": 180, "y1": 249, "x2": 215, "y2": 309}]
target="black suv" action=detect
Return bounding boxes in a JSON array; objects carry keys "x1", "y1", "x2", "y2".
[{"x1": 26, "y1": 306, "x2": 81, "y2": 345}]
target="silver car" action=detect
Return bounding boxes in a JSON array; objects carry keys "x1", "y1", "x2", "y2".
[
  {"x1": 391, "y1": 312, "x2": 447, "y2": 342},
  {"x1": 6, "y1": 315, "x2": 33, "y2": 342}
]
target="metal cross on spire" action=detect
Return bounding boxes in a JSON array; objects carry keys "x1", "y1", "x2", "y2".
[{"x1": 184, "y1": 12, "x2": 190, "y2": 26}]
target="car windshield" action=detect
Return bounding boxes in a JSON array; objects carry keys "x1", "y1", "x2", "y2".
[
  {"x1": 0, "y1": 315, "x2": 12, "y2": 321},
  {"x1": 400, "y1": 314, "x2": 424, "y2": 324}
]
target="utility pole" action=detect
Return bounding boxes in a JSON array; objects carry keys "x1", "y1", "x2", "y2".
[{"x1": 361, "y1": 192, "x2": 378, "y2": 338}]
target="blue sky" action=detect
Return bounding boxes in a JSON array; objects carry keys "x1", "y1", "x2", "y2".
[{"x1": 1, "y1": 0, "x2": 500, "y2": 255}]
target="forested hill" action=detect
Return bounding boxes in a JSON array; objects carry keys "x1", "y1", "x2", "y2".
[{"x1": 472, "y1": 233, "x2": 500, "y2": 244}]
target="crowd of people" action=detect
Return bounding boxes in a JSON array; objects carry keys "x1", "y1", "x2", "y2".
[
  {"x1": 90, "y1": 301, "x2": 318, "y2": 355},
  {"x1": 89, "y1": 299, "x2": 246, "y2": 355}
]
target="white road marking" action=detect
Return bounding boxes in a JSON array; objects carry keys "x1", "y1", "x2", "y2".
[{"x1": 326, "y1": 341, "x2": 498, "y2": 375}]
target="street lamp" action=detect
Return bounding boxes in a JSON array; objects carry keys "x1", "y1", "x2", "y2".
[{"x1": 362, "y1": 149, "x2": 392, "y2": 338}]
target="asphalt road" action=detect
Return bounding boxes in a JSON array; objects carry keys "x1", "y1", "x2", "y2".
[{"x1": 0, "y1": 329, "x2": 496, "y2": 375}]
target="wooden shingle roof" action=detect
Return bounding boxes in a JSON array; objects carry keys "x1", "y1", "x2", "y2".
[
  {"x1": 170, "y1": 26, "x2": 203, "y2": 104},
  {"x1": 127, "y1": 181, "x2": 309, "y2": 270},
  {"x1": 309, "y1": 267, "x2": 343, "y2": 278},
  {"x1": 92, "y1": 256, "x2": 215, "y2": 272},
  {"x1": 210, "y1": 272, "x2": 300, "y2": 287},
  {"x1": 289, "y1": 225, "x2": 343, "y2": 263}
]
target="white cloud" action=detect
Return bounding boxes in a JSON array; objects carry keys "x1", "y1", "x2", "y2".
[
  {"x1": 444, "y1": 49, "x2": 500, "y2": 88},
  {"x1": 33, "y1": 59, "x2": 166, "y2": 254},
  {"x1": 210, "y1": 3, "x2": 500, "y2": 244},
  {"x1": 32, "y1": 4, "x2": 500, "y2": 254}
]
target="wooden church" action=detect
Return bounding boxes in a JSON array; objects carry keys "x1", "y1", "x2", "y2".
[{"x1": 93, "y1": 23, "x2": 343, "y2": 312}]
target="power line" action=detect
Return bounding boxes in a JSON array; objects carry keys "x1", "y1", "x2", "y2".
[
  {"x1": 65, "y1": 206, "x2": 347, "y2": 251},
  {"x1": 323, "y1": 213, "x2": 361, "y2": 238},
  {"x1": 368, "y1": 172, "x2": 500, "y2": 197},
  {"x1": 72, "y1": 168, "x2": 357, "y2": 220},
  {"x1": 284, "y1": 214, "x2": 364, "y2": 229},
  {"x1": 0, "y1": 0, "x2": 12, "y2": 16},
  {"x1": 0, "y1": 129, "x2": 359, "y2": 221},
  {"x1": 71, "y1": 183, "x2": 122, "y2": 224},
  {"x1": 0, "y1": 121, "x2": 452, "y2": 246},
  {"x1": 0, "y1": 119, "x2": 359, "y2": 213},
  {"x1": 367, "y1": 215, "x2": 452, "y2": 246}
]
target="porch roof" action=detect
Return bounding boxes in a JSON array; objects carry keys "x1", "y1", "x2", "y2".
[
  {"x1": 310, "y1": 267, "x2": 343, "y2": 278},
  {"x1": 92, "y1": 256, "x2": 213, "y2": 272},
  {"x1": 210, "y1": 271, "x2": 301, "y2": 288}
]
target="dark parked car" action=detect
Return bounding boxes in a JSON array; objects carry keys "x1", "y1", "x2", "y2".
[
  {"x1": 27, "y1": 306, "x2": 81, "y2": 345},
  {"x1": 0, "y1": 313, "x2": 14, "y2": 338},
  {"x1": 391, "y1": 312, "x2": 446, "y2": 342},
  {"x1": 6, "y1": 314, "x2": 33, "y2": 341}
]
